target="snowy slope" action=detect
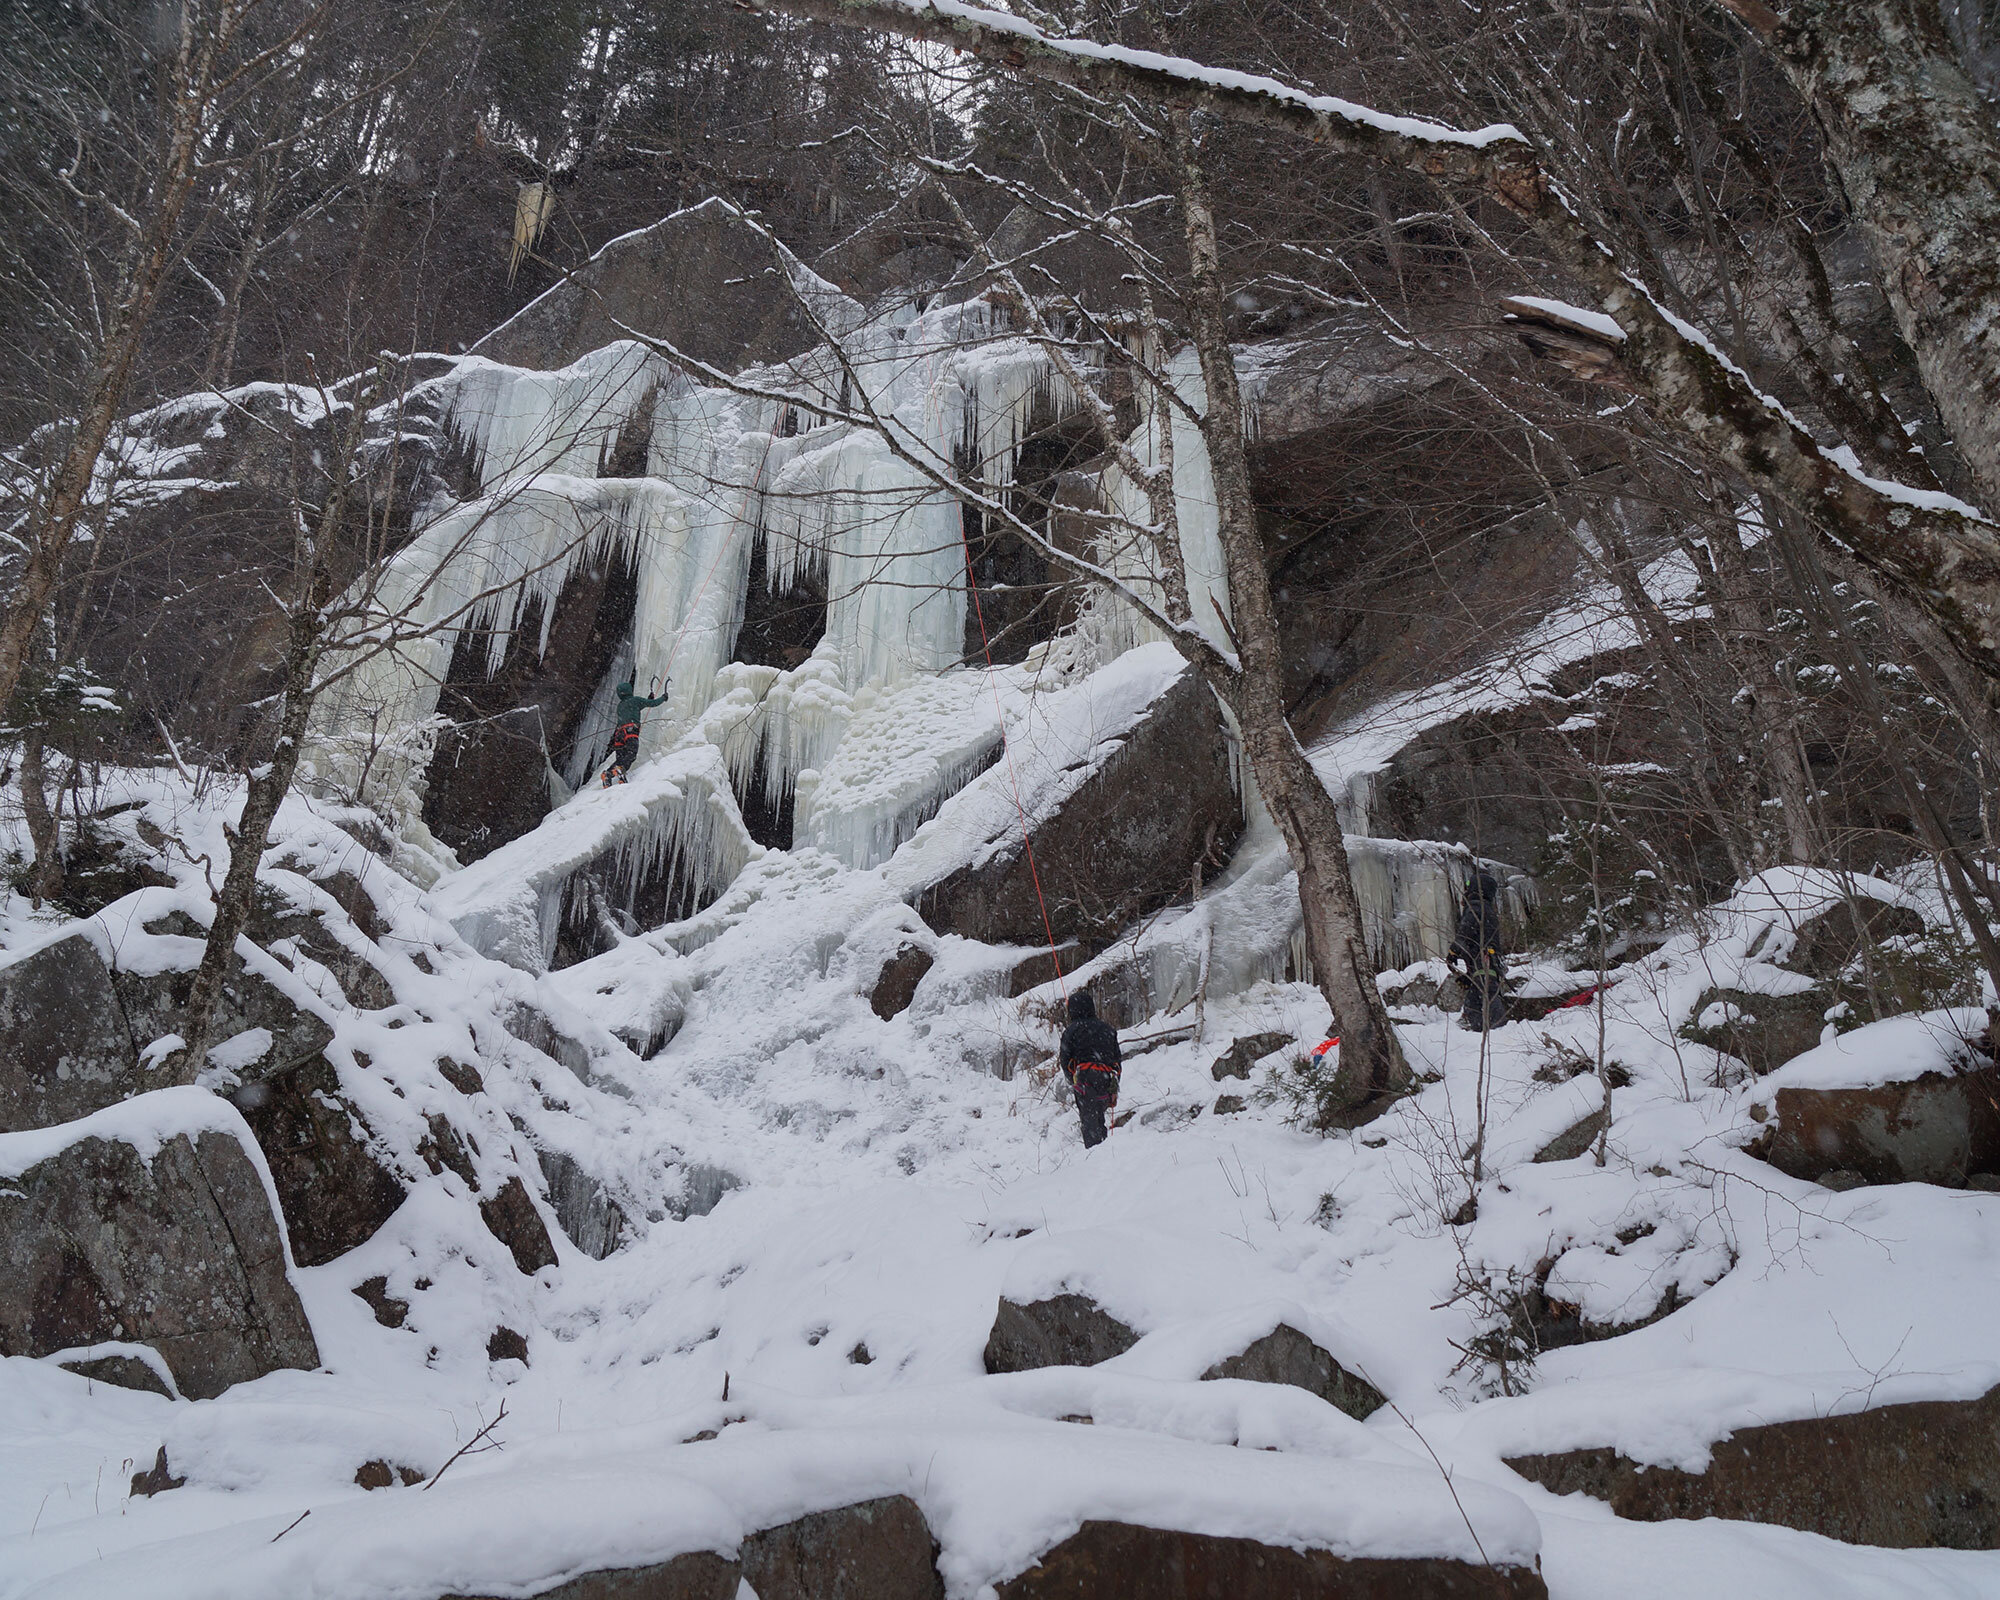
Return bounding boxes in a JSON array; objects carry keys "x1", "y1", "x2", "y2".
[{"x1": 5, "y1": 757, "x2": 2000, "y2": 1599}]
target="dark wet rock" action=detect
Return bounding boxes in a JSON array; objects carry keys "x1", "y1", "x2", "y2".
[
  {"x1": 230, "y1": 1056, "x2": 409, "y2": 1267},
  {"x1": 1210, "y1": 1032, "x2": 1291, "y2": 1082},
  {"x1": 418, "y1": 1113, "x2": 480, "y2": 1187},
  {"x1": 539, "y1": 1147, "x2": 628, "y2": 1258},
  {"x1": 1758, "y1": 1063, "x2": 2000, "y2": 1187},
  {"x1": 58, "y1": 1351, "x2": 173, "y2": 1397},
  {"x1": 1507, "y1": 1385, "x2": 2000, "y2": 1548},
  {"x1": 479, "y1": 1175, "x2": 559, "y2": 1275},
  {"x1": 354, "y1": 1275, "x2": 410, "y2": 1328},
  {"x1": 487, "y1": 1326, "x2": 529, "y2": 1363},
  {"x1": 0, "y1": 1127, "x2": 320, "y2": 1399},
  {"x1": 1533, "y1": 1106, "x2": 1609, "y2": 1165},
  {"x1": 0, "y1": 934, "x2": 139, "y2": 1133},
  {"x1": 445, "y1": 1550, "x2": 741, "y2": 1600},
  {"x1": 424, "y1": 544, "x2": 639, "y2": 864},
  {"x1": 129, "y1": 1447, "x2": 185, "y2": 1498},
  {"x1": 742, "y1": 1495, "x2": 944, "y2": 1600},
  {"x1": 995, "y1": 1522, "x2": 1547, "y2": 1599},
  {"x1": 869, "y1": 943, "x2": 936, "y2": 1021},
  {"x1": 1201, "y1": 1324, "x2": 1387, "y2": 1421},
  {"x1": 918, "y1": 666, "x2": 1241, "y2": 949},
  {"x1": 983, "y1": 1294, "x2": 1138, "y2": 1374},
  {"x1": 437, "y1": 1057, "x2": 486, "y2": 1096},
  {"x1": 471, "y1": 198, "x2": 810, "y2": 373},
  {"x1": 355, "y1": 1458, "x2": 426, "y2": 1489},
  {"x1": 1213, "y1": 1094, "x2": 1247, "y2": 1115}
]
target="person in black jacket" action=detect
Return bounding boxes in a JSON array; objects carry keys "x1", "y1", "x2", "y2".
[
  {"x1": 1450, "y1": 868, "x2": 1509, "y2": 1032},
  {"x1": 1057, "y1": 989, "x2": 1122, "y2": 1148}
]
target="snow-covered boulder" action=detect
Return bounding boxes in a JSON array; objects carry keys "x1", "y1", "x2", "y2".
[
  {"x1": 1749, "y1": 1008, "x2": 2000, "y2": 1186},
  {"x1": 741, "y1": 1496, "x2": 942, "y2": 1600},
  {"x1": 1507, "y1": 1383, "x2": 2000, "y2": 1549},
  {"x1": 909, "y1": 647, "x2": 1241, "y2": 951},
  {"x1": 996, "y1": 1522, "x2": 1546, "y2": 1599},
  {"x1": 0, "y1": 1087, "x2": 319, "y2": 1398}
]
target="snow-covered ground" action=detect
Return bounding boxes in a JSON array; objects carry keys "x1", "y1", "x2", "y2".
[{"x1": 5, "y1": 740, "x2": 2000, "y2": 1599}]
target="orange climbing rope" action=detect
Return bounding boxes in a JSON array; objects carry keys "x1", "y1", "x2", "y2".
[{"x1": 958, "y1": 515, "x2": 1069, "y2": 1004}]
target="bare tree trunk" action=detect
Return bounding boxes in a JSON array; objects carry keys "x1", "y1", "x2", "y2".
[
  {"x1": 1170, "y1": 112, "x2": 1409, "y2": 1108},
  {"x1": 171, "y1": 611, "x2": 317, "y2": 1081},
  {"x1": 1701, "y1": 520, "x2": 1818, "y2": 863},
  {"x1": 18, "y1": 727, "x2": 63, "y2": 907}
]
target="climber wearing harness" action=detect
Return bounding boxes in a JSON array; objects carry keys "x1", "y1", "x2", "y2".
[
  {"x1": 1450, "y1": 868, "x2": 1509, "y2": 1032},
  {"x1": 601, "y1": 676, "x2": 668, "y2": 787},
  {"x1": 1057, "y1": 989, "x2": 1122, "y2": 1149}
]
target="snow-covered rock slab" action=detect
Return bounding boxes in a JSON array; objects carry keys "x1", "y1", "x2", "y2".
[
  {"x1": 1507, "y1": 1383, "x2": 2000, "y2": 1549},
  {"x1": 433, "y1": 745, "x2": 755, "y2": 971},
  {"x1": 900, "y1": 644, "x2": 1240, "y2": 950},
  {"x1": 0, "y1": 1087, "x2": 319, "y2": 1399}
]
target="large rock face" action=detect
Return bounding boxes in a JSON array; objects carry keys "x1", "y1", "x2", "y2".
[
  {"x1": 919, "y1": 666, "x2": 1241, "y2": 950},
  {"x1": 1506, "y1": 1385, "x2": 2000, "y2": 1548},
  {"x1": 742, "y1": 1496, "x2": 944, "y2": 1600},
  {"x1": 994, "y1": 1522, "x2": 1547, "y2": 1599},
  {"x1": 0, "y1": 1117, "x2": 320, "y2": 1399},
  {"x1": 0, "y1": 934, "x2": 139, "y2": 1133},
  {"x1": 470, "y1": 198, "x2": 812, "y2": 373},
  {"x1": 1759, "y1": 1065, "x2": 2000, "y2": 1186}
]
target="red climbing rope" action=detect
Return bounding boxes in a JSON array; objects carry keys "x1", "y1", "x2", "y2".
[{"x1": 958, "y1": 515, "x2": 1069, "y2": 1003}]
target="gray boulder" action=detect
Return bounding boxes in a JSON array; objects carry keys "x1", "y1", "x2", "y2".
[
  {"x1": 0, "y1": 1120, "x2": 320, "y2": 1398},
  {"x1": 983, "y1": 1294, "x2": 1139, "y2": 1374},
  {"x1": 1756, "y1": 1063, "x2": 2000, "y2": 1187},
  {"x1": 0, "y1": 934, "x2": 139, "y2": 1133},
  {"x1": 1210, "y1": 1032, "x2": 1291, "y2": 1082},
  {"x1": 743, "y1": 1495, "x2": 943, "y2": 1600},
  {"x1": 1200, "y1": 1324, "x2": 1387, "y2": 1422}
]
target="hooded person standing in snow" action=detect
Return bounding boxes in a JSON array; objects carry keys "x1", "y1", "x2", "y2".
[
  {"x1": 602, "y1": 677, "x2": 668, "y2": 787},
  {"x1": 1057, "y1": 989, "x2": 1122, "y2": 1149},
  {"x1": 1450, "y1": 868, "x2": 1509, "y2": 1032}
]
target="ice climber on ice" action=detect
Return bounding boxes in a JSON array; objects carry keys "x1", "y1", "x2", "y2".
[
  {"x1": 1057, "y1": 988, "x2": 1122, "y2": 1149},
  {"x1": 602, "y1": 677, "x2": 668, "y2": 787},
  {"x1": 1451, "y1": 867, "x2": 1509, "y2": 1032}
]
